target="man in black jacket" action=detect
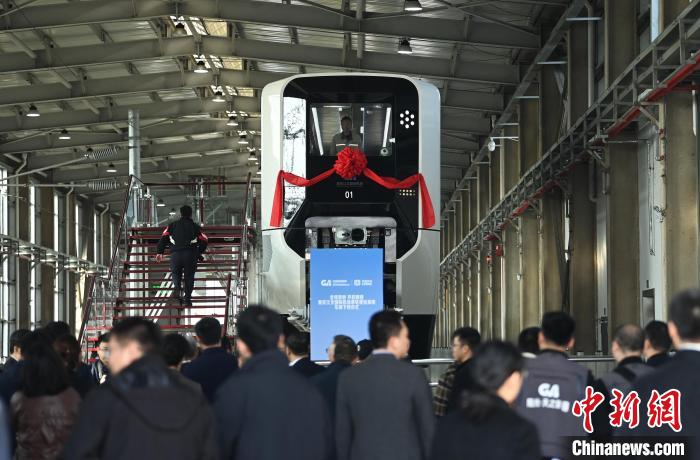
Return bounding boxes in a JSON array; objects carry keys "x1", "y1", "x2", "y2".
[
  {"x1": 285, "y1": 330, "x2": 324, "y2": 378},
  {"x1": 627, "y1": 289, "x2": 700, "y2": 458},
  {"x1": 643, "y1": 320, "x2": 672, "y2": 367},
  {"x1": 182, "y1": 317, "x2": 238, "y2": 402},
  {"x1": 312, "y1": 334, "x2": 357, "y2": 418},
  {"x1": 156, "y1": 205, "x2": 208, "y2": 306},
  {"x1": 599, "y1": 324, "x2": 653, "y2": 394},
  {"x1": 214, "y1": 305, "x2": 332, "y2": 460},
  {"x1": 61, "y1": 318, "x2": 217, "y2": 460}
]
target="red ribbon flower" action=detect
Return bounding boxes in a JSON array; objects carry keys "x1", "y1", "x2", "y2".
[{"x1": 270, "y1": 147, "x2": 435, "y2": 229}]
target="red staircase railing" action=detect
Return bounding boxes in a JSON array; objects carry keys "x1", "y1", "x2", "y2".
[{"x1": 79, "y1": 176, "x2": 256, "y2": 358}]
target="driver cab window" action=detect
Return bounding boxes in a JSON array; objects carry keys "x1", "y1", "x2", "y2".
[{"x1": 309, "y1": 104, "x2": 394, "y2": 157}]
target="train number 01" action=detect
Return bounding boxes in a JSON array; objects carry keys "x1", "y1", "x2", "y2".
[{"x1": 344, "y1": 191, "x2": 354, "y2": 199}]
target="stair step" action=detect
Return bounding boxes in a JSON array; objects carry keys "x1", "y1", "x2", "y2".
[
  {"x1": 117, "y1": 296, "x2": 228, "y2": 302},
  {"x1": 114, "y1": 305, "x2": 226, "y2": 311},
  {"x1": 128, "y1": 243, "x2": 242, "y2": 248},
  {"x1": 113, "y1": 314, "x2": 226, "y2": 320},
  {"x1": 130, "y1": 225, "x2": 249, "y2": 232},
  {"x1": 124, "y1": 250, "x2": 242, "y2": 257},
  {"x1": 118, "y1": 286, "x2": 229, "y2": 291},
  {"x1": 123, "y1": 268, "x2": 241, "y2": 274},
  {"x1": 129, "y1": 234, "x2": 246, "y2": 240},
  {"x1": 124, "y1": 261, "x2": 240, "y2": 266}
]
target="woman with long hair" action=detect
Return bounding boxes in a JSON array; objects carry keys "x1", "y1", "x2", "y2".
[
  {"x1": 10, "y1": 330, "x2": 81, "y2": 460},
  {"x1": 430, "y1": 341, "x2": 540, "y2": 460}
]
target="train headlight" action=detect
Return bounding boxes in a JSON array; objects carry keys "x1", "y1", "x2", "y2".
[{"x1": 333, "y1": 227, "x2": 367, "y2": 245}]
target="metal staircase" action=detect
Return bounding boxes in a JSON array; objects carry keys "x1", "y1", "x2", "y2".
[{"x1": 79, "y1": 175, "x2": 256, "y2": 359}]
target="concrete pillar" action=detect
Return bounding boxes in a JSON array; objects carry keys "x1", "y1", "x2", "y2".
[
  {"x1": 604, "y1": 0, "x2": 641, "y2": 337},
  {"x1": 478, "y1": 164, "x2": 492, "y2": 337},
  {"x1": 661, "y1": 0, "x2": 700, "y2": 305},
  {"x1": 539, "y1": 66, "x2": 566, "y2": 313},
  {"x1": 567, "y1": 18, "x2": 597, "y2": 354},
  {"x1": 520, "y1": 91, "x2": 541, "y2": 329},
  {"x1": 66, "y1": 191, "x2": 78, "y2": 329},
  {"x1": 502, "y1": 125, "x2": 522, "y2": 341},
  {"x1": 490, "y1": 143, "x2": 503, "y2": 338},
  {"x1": 16, "y1": 177, "x2": 29, "y2": 330},
  {"x1": 40, "y1": 188, "x2": 55, "y2": 325}
]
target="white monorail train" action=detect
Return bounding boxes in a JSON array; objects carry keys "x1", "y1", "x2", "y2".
[{"x1": 260, "y1": 73, "x2": 440, "y2": 358}]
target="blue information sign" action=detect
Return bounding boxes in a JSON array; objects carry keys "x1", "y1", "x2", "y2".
[{"x1": 309, "y1": 248, "x2": 384, "y2": 361}]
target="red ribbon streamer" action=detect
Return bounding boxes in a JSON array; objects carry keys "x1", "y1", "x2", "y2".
[{"x1": 269, "y1": 147, "x2": 435, "y2": 229}]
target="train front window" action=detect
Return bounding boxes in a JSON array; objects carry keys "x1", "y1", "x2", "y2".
[{"x1": 309, "y1": 104, "x2": 394, "y2": 157}]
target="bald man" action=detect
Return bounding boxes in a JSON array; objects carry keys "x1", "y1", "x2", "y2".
[{"x1": 599, "y1": 324, "x2": 654, "y2": 394}]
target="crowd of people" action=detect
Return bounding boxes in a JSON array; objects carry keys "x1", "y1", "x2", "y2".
[{"x1": 0, "y1": 288, "x2": 697, "y2": 459}]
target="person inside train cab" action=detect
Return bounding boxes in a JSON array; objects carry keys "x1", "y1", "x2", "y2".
[
  {"x1": 332, "y1": 116, "x2": 362, "y2": 154},
  {"x1": 155, "y1": 205, "x2": 208, "y2": 306}
]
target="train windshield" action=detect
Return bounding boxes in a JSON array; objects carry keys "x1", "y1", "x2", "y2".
[{"x1": 308, "y1": 104, "x2": 395, "y2": 157}]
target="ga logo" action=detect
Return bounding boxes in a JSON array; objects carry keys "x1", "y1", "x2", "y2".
[
  {"x1": 321, "y1": 280, "x2": 332, "y2": 287},
  {"x1": 538, "y1": 383, "x2": 560, "y2": 398}
]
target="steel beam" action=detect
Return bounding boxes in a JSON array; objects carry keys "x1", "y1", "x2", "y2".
[
  {"x1": 28, "y1": 136, "x2": 257, "y2": 170},
  {"x1": 0, "y1": 97, "x2": 259, "y2": 134},
  {"x1": 0, "y1": 119, "x2": 259, "y2": 155},
  {"x1": 0, "y1": 70, "x2": 504, "y2": 113},
  {"x1": 52, "y1": 153, "x2": 254, "y2": 182},
  {"x1": 0, "y1": 0, "x2": 541, "y2": 50},
  {"x1": 0, "y1": 36, "x2": 520, "y2": 86}
]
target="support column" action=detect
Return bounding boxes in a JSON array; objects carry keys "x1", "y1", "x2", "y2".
[
  {"x1": 567, "y1": 19, "x2": 597, "y2": 353},
  {"x1": 502, "y1": 125, "x2": 522, "y2": 341},
  {"x1": 469, "y1": 180, "x2": 479, "y2": 329},
  {"x1": 520, "y1": 91, "x2": 541, "y2": 329},
  {"x1": 604, "y1": 0, "x2": 640, "y2": 337},
  {"x1": 478, "y1": 164, "x2": 492, "y2": 338},
  {"x1": 490, "y1": 141, "x2": 503, "y2": 338},
  {"x1": 540, "y1": 66, "x2": 566, "y2": 313},
  {"x1": 661, "y1": 0, "x2": 700, "y2": 304},
  {"x1": 40, "y1": 188, "x2": 55, "y2": 325},
  {"x1": 16, "y1": 177, "x2": 29, "y2": 330},
  {"x1": 128, "y1": 109, "x2": 141, "y2": 179},
  {"x1": 66, "y1": 191, "x2": 78, "y2": 329}
]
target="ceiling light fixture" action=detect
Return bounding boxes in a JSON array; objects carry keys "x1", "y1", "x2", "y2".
[
  {"x1": 194, "y1": 59, "x2": 208, "y2": 73},
  {"x1": 156, "y1": 198, "x2": 165, "y2": 207},
  {"x1": 173, "y1": 21, "x2": 187, "y2": 36},
  {"x1": 26, "y1": 104, "x2": 40, "y2": 117},
  {"x1": 238, "y1": 133, "x2": 249, "y2": 145},
  {"x1": 212, "y1": 90, "x2": 226, "y2": 102},
  {"x1": 256, "y1": 165, "x2": 261, "y2": 176},
  {"x1": 226, "y1": 115, "x2": 238, "y2": 127},
  {"x1": 397, "y1": 38, "x2": 413, "y2": 55},
  {"x1": 537, "y1": 60, "x2": 567, "y2": 65},
  {"x1": 169, "y1": 208, "x2": 177, "y2": 216},
  {"x1": 106, "y1": 163, "x2": 117, "y2": 173},
  {"x1": 58, "y1": 129, "x2": 71, "y2": 140},
  {"x1": 404, "y1": 0, "x2": 423, "y2": 11},
  {"x1": 248, "y1": 150, "x2": 257, "y2": 162}
]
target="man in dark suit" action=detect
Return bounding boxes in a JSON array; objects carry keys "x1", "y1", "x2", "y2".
[
  {"x1": 312, "y1": 335, "x2": 357, "y2": 418},
  {"x1": 214, "y1": 305, "x2": 332, "y2": 460},
  {"x1": 627, "y1": 289, "x2": 700, "y2": 458},
  {"x1": 285, "y1": 330, "x2": 324, "y2": 378},
  {"x1": 336, "y1": 310, "x2": 434, "y2": 460},
  {"x1": 2, "y1": 329, "x2": 28, "y2": 373},
  {"x1": 643, "y1": 320, "x2": 672, "y2": 367},
  {"x1": 181, "y1": 317, "x2": 238, "y2": 402}
]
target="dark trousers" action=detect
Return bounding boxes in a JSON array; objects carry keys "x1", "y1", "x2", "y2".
[{"x1": 170, "y1": 248, "x2": 198, "y2": 304}]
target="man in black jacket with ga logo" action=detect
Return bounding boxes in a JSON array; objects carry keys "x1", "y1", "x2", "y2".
[{"x1": 156, "y1": 205, "x2": 208, "y2": 306}]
